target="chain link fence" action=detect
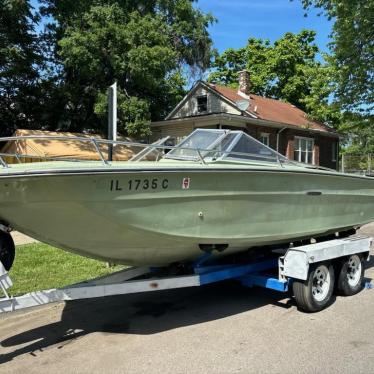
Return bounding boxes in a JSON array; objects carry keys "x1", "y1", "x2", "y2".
[{"x1": 340, "y1": 154, "x2": 373, "y2": 175}]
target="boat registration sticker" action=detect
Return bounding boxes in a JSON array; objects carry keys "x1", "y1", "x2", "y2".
[{"x1": 182, "y1": 177, "x2": 190, "y2": 189}]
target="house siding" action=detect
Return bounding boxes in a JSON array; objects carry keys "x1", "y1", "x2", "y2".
[
  {"x1": 170, "y1": 87, "x2": 241, "y2": 119},
  {"x1": 316, "y1": 135, "x2": 338, "y2": 170},
  {"x1": 151, "y1": 123, "x2": 194, "y2": 142}
]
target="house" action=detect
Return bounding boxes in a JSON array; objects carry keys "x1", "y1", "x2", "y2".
[{"x1": 151, "y1": 70, "x2": 339, "y2": 169}]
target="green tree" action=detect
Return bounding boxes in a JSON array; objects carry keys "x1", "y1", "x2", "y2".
[
  {"x1": 40, "y1": 0, "x2": 215, "y2": 136},
  {"x1": 209, "y1": 30, "x2": 341, "y2": 127},
  {"x1": 342, "y1": 116, "x2": 374, "y2": 153},
  {"x1": 0, "y1": 0, "x2": 42, "y2": 135},
  {"x1": 299, "y1": 0, "x2": 374, "y2": 113}
]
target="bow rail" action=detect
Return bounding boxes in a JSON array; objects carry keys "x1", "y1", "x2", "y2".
[{"x1": 0, "y1": 133, "x2": 292, "y2": 168}]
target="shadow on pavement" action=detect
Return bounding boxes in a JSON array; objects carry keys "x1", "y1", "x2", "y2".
[
  {"x1": 3, "y1": 248, "x2": 373, "y2": 363},
  {"x1": 0, "y1": 281, "x2": 294, "y2": 364}
]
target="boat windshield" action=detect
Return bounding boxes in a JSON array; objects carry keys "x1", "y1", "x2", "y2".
[{"x1": 165, "y1": 129, "x2": 289, "y2": 163}]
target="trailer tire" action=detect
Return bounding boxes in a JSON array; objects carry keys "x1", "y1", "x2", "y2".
[
  {"x1": 0, "y1": 231, "x2": 15, "y2": 271},
  {"x1": 336, "y1": 254, "x2": 365, "y2": 296},
  {"x1": 293, "y1": 262, "x2": 335, "y2": 312}
]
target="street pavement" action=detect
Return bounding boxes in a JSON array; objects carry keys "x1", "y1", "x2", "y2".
[{"x1": 0, "y1": 225, "x2": 374, "y2": 374}]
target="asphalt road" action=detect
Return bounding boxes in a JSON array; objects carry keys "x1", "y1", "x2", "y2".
[{"x1": 1, "y1": 225, "x2": 374, "y2": 374}]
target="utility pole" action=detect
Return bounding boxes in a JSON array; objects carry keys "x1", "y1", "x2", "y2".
[
  {"x1": 108, "y1": 82, "x2": 117, "y2": 161},
  {"x1": 368, "y1": 154, "x2": 372, "y2": 175}
]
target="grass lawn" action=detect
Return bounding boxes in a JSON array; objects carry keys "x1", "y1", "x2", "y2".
[{"x1": 7, "y1": 243, "x2": 125, "y2": 296}]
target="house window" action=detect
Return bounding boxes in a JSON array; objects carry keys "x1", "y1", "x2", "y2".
[
  {"x1": 197, "y1": 96, "x2": 207, "y2": 113},
  {"x1": 165, "y1": 136, "x2": 185, "y2": 147},
  {"x1": 259, "y1": 133, "x2": 270, "y2": 147},
  {"x1": 332, "y1": 141, "x2": 337, "y2": 162},
  {"x1": 294, "y1": 136, "x2": 314, "y2": 164}
]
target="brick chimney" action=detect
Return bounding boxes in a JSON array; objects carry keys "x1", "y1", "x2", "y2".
[{"x1": 238, "y1": 70, "x2": 251, "y2": 96}]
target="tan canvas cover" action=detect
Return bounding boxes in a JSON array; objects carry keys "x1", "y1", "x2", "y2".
[{"x1": 0, "y1": 129, "x2": 136, "y2": 163}]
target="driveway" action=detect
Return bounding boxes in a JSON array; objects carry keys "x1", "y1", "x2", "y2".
[{"x1": 0, "y1": 225, "x2": 373, "y2": 374}]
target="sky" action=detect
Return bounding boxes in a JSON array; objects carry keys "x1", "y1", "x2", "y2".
[
  {"x1": 196, "y1": 0, "x2": 332, "y2": 54},
  {"x1": 30, "y1": 0, "x2": 332, "y2": 53}
]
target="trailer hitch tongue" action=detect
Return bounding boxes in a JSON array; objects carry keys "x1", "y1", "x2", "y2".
[{"x1": 0, "y1": 261, "x2": 13, "y2": 298}]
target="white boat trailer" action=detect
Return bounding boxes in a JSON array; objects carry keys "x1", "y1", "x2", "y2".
[{"x1": 0, "y1": 235, "x2": 372, "y2": 314}]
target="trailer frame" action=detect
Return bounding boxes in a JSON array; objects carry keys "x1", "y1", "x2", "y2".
[{"x1": 0, "y1": 234, "x2": 371, "y2": 314}]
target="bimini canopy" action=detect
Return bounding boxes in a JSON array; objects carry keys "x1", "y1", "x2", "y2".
[{"x1": 165, "y1": 129, "x2": 289, "y2": 163}]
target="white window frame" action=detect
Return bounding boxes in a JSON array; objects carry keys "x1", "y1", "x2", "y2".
[
  {"x1": 294, "y1": 136, "x2": 314, "y2": 164},
  {"x1": 259, "y1": 133, "x2": 270, "y2": 147}
]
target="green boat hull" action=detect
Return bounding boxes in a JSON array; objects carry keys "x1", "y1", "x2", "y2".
[{"x1": 0, "y1": 161, "x2": 373, "y2": 265}]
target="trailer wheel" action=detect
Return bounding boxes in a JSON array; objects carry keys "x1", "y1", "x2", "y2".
[
  {"x1": 336, "y1": 254, "x2": 365, "y2": 296},
  {"x1": 293, "y1": 262, "x2": 335, "y2": 312},
  {"x1": 0, "y1": 231, "x2": 15, "y2": 271}
]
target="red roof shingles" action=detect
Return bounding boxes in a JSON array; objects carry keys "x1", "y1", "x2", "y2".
[{"x1": 210, "y1": 84, "x2": 334, "y2": 133}]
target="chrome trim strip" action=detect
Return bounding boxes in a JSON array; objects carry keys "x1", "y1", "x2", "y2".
[{"x1": 0, "y1": 167, "x2": 371, "y2": 180}]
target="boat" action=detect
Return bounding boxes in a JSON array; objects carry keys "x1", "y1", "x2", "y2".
[{"x1": 0, "y1": 129, "x2": 373, "y2": 269}]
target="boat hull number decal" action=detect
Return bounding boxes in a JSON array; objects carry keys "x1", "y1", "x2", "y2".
[{"x1": 110, "y1": 179, "x2": 169, "y2": 191}]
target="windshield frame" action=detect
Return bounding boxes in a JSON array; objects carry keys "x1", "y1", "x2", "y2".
[
  {"x1": 164, "y1": 129, "x2": 230, "y2": 161},
  {"x1": 164, "y1": 129, "x2": 289, "y2": 164}
]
